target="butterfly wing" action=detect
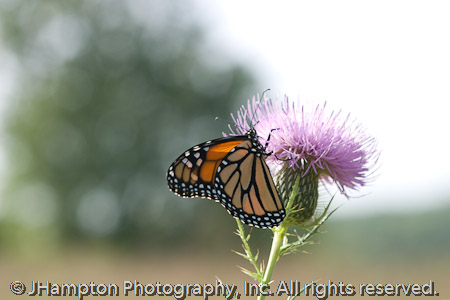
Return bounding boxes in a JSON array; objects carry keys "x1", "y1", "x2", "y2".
[
  {"x1": 216, "y1": 139, "x2": 285, "y2": 228},
  {"x1": 167, "y1": 131, "x2": 285, "y2": 228},
  {"x1": 167, "y1": 136, "x2": 245, "y2": 198}
]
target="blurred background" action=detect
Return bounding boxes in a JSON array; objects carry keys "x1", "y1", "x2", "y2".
[{"x1": 0, "y1": 0, "x2": 449, "y2": 299}]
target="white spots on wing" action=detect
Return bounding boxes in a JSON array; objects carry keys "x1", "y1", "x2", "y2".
[{"x1": 196, "y1": 158, "x2": 203, "y2": 166}]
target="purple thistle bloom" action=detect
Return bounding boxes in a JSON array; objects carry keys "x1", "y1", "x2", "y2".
[{"x1": 227, "y1": 94, "x2": 379, "y2": 197}]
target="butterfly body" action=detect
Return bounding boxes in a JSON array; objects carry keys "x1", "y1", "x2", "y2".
[{"x1": 167, "y1": 128, "x2": 285, "y2": 228}]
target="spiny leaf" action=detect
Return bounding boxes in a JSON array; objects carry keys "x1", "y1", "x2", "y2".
[
  {"x1": 232, "y1": 249, "x2": 249, "y2": 260},
  {"x1": 238, "y1": 266, "x2": 261, "y2": 281},
  {"x1": 254, "y1": 249, "x2": 259, "y2": 262}
]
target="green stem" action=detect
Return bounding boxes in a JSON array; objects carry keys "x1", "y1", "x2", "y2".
[
  {"x1": 257, "y1": 225, "x2": 287, "y2": 300},
  {"x1": 257, "y1": 175, "x2": 301, "y2": 300}
]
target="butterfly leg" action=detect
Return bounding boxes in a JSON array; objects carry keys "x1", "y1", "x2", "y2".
[
  {"x1": 264, "y1": 128, "x2": 279, "y2": 149},
  {"x1": 265, "y1": 128, "x2": 292, "y2": 162}
]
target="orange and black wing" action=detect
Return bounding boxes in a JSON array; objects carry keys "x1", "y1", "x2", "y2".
[{"x1": 167, "y1": 129, "x2": 285, "y2": 228}]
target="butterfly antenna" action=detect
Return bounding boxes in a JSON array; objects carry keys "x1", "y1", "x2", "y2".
[
  {"x1": 215, "y1": 115, "x2": 239, "y2": 136},
  {"x1": 216, "y1": 115, "x2": 237, "y2": 125},
  {"x1": 260, "y1": 88, "x2": 271, "y2": 102},
  {"x1": 249, "y1": 88, "x2": 271, "y2": 128}
]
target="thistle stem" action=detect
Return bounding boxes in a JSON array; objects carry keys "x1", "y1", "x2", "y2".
[
  {"x1": 257, "y1": 175, "x2": 301, "y2": 300},
  {"x1": 257, "y1": 225, "x2": 287, "y2": 300}
]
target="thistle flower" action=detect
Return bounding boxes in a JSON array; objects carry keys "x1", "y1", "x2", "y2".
[
  {"x1": 228, "y1": 94, "x2": 379, "y2": 224},
  {"x1": 230, "y1": 94, "x2": 379, "y2": 299}
]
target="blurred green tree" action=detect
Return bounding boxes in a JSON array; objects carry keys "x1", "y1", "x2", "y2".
[{"x1": 0, "y1": 0, "x2": 256, "y2": 251}]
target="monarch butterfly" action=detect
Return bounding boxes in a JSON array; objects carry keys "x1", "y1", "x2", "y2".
[{"x1": 167, "y1": 128, "x2": 285, "y2": 228}]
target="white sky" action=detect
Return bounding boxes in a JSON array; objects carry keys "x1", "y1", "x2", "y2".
[{"x1": 193, "y1": 0, "x2": 450, "y2": 217}]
